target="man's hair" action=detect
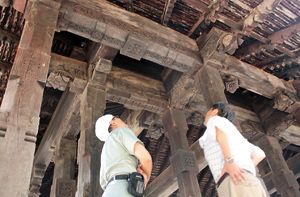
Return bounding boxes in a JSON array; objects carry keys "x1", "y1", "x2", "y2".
[
  {"x1": 212, "y1": 102, "x2": 236, "y2": 122},
  {"x1": 108, "y1": 125, "x2": 113, "y2": 133}
]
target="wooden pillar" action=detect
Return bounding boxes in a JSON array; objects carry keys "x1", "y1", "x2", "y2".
[
  {"x1": 161, "y1": 108, "x2": 201, "y2": 197},
  {"x1": 257, "y1": 135, "x2": 300, "y2": 197},
  {"x1": 0, "y1": 1, "x2": 60, "y2": 196},
  {"x1": 194, "y1": 65, "x2": 227, "y2": 108},
  {"x1": 50, "y1": 138, "x2": 76, "y2": 197},
  {"x1": 76, "y1": 58, "x2": 111, "y2": 197}
]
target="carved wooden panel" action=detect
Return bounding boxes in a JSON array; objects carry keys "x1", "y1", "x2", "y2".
[
  {"x1": 56, "y1": 179, "x2": 76, "y2": 197},
  {"x1": 170, "y1": 149, "x2": 199, "y2": 177},
  {"x1": 120, "y1": 35, "x2": 148, "y2": 60},
  {"x1": 58, "y1": 2, "x2": 201, "y2": 73},
  {"x1": 106, "y1": 67, "x2": 167, "y2": 114}
]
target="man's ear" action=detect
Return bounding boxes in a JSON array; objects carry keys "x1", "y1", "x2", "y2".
[
  {"x1": 109, "y1": 121, "x2": 117, "y2": 127},
  {"x1": 212, "y1": 109, "x2": 219, "y2": 116}
]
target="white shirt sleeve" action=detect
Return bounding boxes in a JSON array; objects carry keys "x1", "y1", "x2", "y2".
[{"x1": 248, "y1": 142, "x2": 266, "y2": 158}]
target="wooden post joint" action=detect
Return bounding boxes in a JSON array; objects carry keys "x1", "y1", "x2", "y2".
[
  {"x1": 170, "y1": 149, "x2": 199, "y2": 177},
  {"x1": 274, "y1": 90, "x2": 300, "y2": 113},
  {"x1": 221, "y1": 74, "x2": 239, "y2": 93}
]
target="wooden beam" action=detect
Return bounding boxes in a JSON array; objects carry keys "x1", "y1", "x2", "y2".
[
  {"x1": 188, "y1": 0, "x2": 227, "y2": 37},
  {"x1": 106, "y1": 67, "x2": 168, "y2": 114},
  {"x1": 268, "y1": 21, "x2": 300, "y2": 44},
  {"x1": 183, "y1": 0, "x2": 210, "y2": 13},
  {"x1": 279, "y1": 122, "x2": 300, "y2": 147},
  {"x1": 161, "y1": 0, "x2": 177, "y2": 26},
  {"x1": 145, "y1": 139, "x2": 207, "y2": 197},
  {"x1": 238, "y1": 0, "x2": 282, "y2": 36},
  {"x1": 235, "y1": 21, "x2": 300, "y2": 61},
  {"x1": 0, "y1": 26, "x2": 20, "y2": 42},
  {"x1": 31, "y1": 88, "x2": 77, "y2": 188},
  {"x1": 125, "y1": 0, "x2": 134, "y2": 12},
  {"x1": 207, "y1": 51, "x2": 297, "y2": 99},
  {"x1": 262, "y1": 152, "x2": 300, "y2": 194},
  {"x1": 88, "y1": 42, "x2": 119, "y2": 63},
  {"x1": 120, "y1": 109, "x2": 144, "y2": 136},
  {"x1": 258, "y1": 135, "x2": 300, "y2": 196},
  {"x1": 59, "y1": 0, "x2": 200, "y2": 62}
]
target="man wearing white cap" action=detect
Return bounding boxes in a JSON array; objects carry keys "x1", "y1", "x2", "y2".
[{"x1": 96, "y1": 114, "x2": 152, "y2": 197}]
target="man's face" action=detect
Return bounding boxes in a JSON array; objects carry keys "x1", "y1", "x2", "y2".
[
  {"x1": 110, "y1": 116, "x2": 128, "y2": 128},
  {"x1": 204, "y1": 108, "x2": 218, "y2": 126}
]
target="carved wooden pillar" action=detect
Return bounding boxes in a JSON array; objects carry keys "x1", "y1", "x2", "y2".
[
  {"x1": 76, "y1": 58, "x2": 111, "y2": 197},
  {"x1": 257, "y1": 135, "x2": 300, "y2": 197},
  {"x1": 0, "y1": 1, "x2": 60, "y2": 196},
  {"x1": 50, "y1": 138, "x2": 76, "y2": 197},
  {"x1": 161, "y1": 108, "x2": 201, "y2": 197}
]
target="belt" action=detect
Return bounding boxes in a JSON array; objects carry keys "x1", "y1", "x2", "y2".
[
  {"x1": 216, "y1": 169, "x2": 252, "y2": 188},
  {"x1": 107, "y1": 174, "x2": 129, "y2": 186}
]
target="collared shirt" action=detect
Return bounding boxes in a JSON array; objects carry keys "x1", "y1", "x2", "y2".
[
  {"x1": 199, "y1": 116, "x2": 265, "y2": 182},
  {"x1": 100, "y1": 127, "x2": 142, "y2": 189}
]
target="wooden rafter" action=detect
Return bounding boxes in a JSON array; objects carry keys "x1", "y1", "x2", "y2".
[
  {"x1": 237, "y1": 0, "x2": 282, "y2": 36},
  {"x1": 188, "y1": 0, "x2": 227, "y2": 37},
  {"x1": 161, "y1": 0, "x2": 177, "y2": 26},
  {"x1": 125, "y1": 0, "x2": 134, "y2": 12},
  {"x1": 235, "y1": 21, "x2": 300, "y2": 60}
]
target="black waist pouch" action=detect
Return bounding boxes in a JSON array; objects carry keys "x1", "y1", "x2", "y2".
[{"x1": 127, "y1": 172, "x2": 144, "y2": 197}]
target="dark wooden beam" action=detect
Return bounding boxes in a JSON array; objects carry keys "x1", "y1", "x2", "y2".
[
  {"x1": 207, "y1": 51, "x2": 297, "y2": 100},
  {"x1": 258, "y1": 136, "x2": 300, "y2": 196},
  {"x1": 235, "y1": 21, "x2": 300, "y2": 61},
  {"x1": 31, "y1": 88, "x2": 77, "y2": 190},
  {"x1": 106, "y1": 67, "x2": 168, "y2": 114},
  {"x1": 59, "y1": 0, "x2": 201, "y2": 65},
  {"x1": 125, "y1": 0, "x2": 134, "y2": 12},
  {"x1": 145, "y1": 139, "x2": 207, "y2": 197},
  {"x1": 268, "y1": 21, "x2": 300, "y2": 45},
  {"x1": 237, "y1": 0, "x2": 282, "y2": 36},
  {"x1": 183, "y1": 0, "x2": 210, "y2": 13},
  {"x1": 88, "y1": 42, "x2": 119, "y2": 64},
  {"x1": 0, "y1": 26, "x2": 20, "y2": 41},
  {"x1": 161, "y1": 0, "x2": 177, "y2": 26},
  {"x1": 188, "y1": 0, "x2": 227, "y2": 37}
]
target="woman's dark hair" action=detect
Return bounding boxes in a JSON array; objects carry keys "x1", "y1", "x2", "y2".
[{"x1": 212, "y1": 102, "x2": 236, "y2": 122}]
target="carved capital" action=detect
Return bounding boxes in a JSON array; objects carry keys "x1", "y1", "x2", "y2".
[
  {"x1": 222, "y1": 75, "x2": 239, "y2": 93},
  {"x1": 217, "y1": 34, "x2": 242, "y2": 55},
  {"x1": 46, "y1": 72, "x2": 70, "y2": 91},
  {"x1": 170, "y1": 149, "x2": 199, "y2": 177},
  {"x1": 186, "y1": 112, "x2": 204, "y2": 126},
  {"x1": 274, "y1": 91, "x2": 300, "y2": 113},
  {"x1": 240, "y1": 121, "x2": 258, "y2": 139}
]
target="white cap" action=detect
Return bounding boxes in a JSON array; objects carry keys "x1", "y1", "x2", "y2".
[{"x1": 95, "y1": 114, "x2": 113, "y2": 141}]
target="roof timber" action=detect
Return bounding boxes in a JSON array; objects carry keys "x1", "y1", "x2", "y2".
[
  {"x1": 57, "y1": 1, "x2": 299, "y2": 111},
  {"x1": 161, "y1": 0, "x2": 177, "y2": 26},
  {"x1": 188, "y1": 0, "x2": 228, "y2": 37},
  {"x1": 235, "y1": 21, "x2": 300, "y2": 60},
  {"x1": 58, "y1": 0, "x2": 201, "y2": 74},
  {"x1": 237, "y1": 0, "x2": 283, "y2": 36},
  {"x1": 50, "y1": 42, "x2": 299, "y2": 116},
  {"x1": 263, "y1": 151, "x2": 300, "y2": 194},
  {"x1": 207, "y1": 51, "x2": 296, "y2": 99}
]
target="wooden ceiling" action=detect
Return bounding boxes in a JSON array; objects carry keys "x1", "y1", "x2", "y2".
[{"x1": 0, "y1": 0, "x2": 300, "y2": 196}]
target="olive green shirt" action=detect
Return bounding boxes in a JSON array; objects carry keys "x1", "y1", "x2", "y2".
[{"x1": 100, "y1": 127, "x2": 142, "y2": 189}]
